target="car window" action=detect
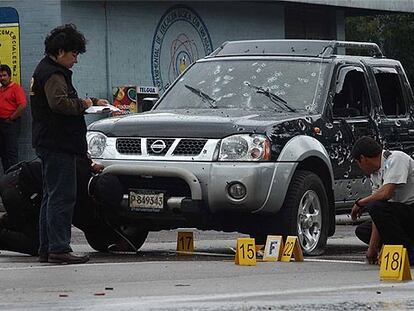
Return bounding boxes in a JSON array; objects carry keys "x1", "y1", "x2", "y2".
[
  {"x1": 332, "y1": 67, "x2": 371, "y2": 118},
  {"x1": 156, "y1": 59, "x2": 329, "y2": 113},
  {"x1": 372, "y1": 67, "x2": 406, "y2": 117}
]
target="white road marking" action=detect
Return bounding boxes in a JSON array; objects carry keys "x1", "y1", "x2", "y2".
[
  {"x1": 0, "y1": 256, "x2": 368, "y2": 271},
  {"x1": 304, "y1": 258, "x2": 366, "y2": 264},
  {"x1": 169, "y1": 250, "x2": 233, "y2": 257}
]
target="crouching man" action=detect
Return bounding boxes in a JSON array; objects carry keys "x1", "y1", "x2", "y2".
[
  {"x1": 351, "y1": 136, "x2": 414, "y2": 265},
  {"x1": 0, "y1": 157, "x2": 144, "y2": 260}
]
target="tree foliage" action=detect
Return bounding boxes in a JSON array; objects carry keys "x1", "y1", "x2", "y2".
[{"x1": 346, "y1": 14, "x2": 414, "y2": 84}]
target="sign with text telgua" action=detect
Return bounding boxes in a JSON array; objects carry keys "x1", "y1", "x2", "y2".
[{"x1": 0, "y1": 7, "x2": 20, "y2": 84}]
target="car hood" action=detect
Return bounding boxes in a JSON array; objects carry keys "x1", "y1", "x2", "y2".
[{"x1": 87, "y1": 109, "x2": 316, "y2": 138}]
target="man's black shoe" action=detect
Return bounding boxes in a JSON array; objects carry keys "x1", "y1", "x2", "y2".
[
  {"x1": 48, "y1": 252, "x2": 89, "y2": 265},
  {"x1": 38, "y1": 253, "x2": 48, "y2": 263}
]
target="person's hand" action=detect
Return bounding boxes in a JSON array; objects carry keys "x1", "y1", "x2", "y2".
[
  {"x1": 366, "y1": 247, "x2": 379, "y2": 264},
  {"x1": 91, "y1": 162, "x2": 104, "y2": 174},
  {"x1": 96, "y1": 99, "x2": 109, "y2": 106},
  {"x1": 84, "y1": 98, "x2": 93, "y2": 108},
  {"x1": 350, "y1": 204, "x2": 362, "y2": 221}
]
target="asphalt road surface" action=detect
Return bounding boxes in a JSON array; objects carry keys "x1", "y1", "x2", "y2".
[{"x1": 0, "y1": 223, "x2": 413, "y2": 310}]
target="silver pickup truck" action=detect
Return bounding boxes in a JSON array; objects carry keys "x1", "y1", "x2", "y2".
[{"x1": 87, "y1": 40, "x2": 414, "y2": 255}]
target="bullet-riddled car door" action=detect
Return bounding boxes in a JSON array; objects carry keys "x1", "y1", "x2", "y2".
[
  {"x1": 327, "y1": 65, "x2": 376, "y2": 209},
  {"x1": 371, "y1": 66, "x2": 414, "y2": 156}
]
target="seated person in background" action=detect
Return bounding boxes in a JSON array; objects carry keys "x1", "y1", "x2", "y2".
[
  {"x1": 0, "y1": 157, "x2": 142, "y2": 258},
  {"x1": 351, "y1": 136, "x2": 414, "y2": 265}
]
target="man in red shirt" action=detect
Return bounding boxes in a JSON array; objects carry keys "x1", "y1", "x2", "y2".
[{"x1": 0, "y1": 64, "x2": 27, "y2": 173}]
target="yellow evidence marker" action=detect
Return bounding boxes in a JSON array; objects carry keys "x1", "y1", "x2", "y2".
[
  {"x1": 235, "y1": 238, "x2": 256, "y2": 266},
  {"x1": 263, "y1": 235, "x2": 284, "y2": 262},
  {"x1": 176, "y1": 231, "x2": 194, "y2": 255},
  {"x1": 380, "y1": 245, "x2": 412, "y2": 281},
  {"x1": 280, "y1": 236, "x2": 304, "y2": 262}
]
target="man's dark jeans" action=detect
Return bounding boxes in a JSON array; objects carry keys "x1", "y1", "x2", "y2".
[
  {"x1": 37, "y1": 148, "x2": 77, "y2": 254},
  {"x1": 355, "y1": 220, "x2": 373, "y2": 245},
  {"x1": 0, "y1": 118, "x2": 20, "y2": 173}
]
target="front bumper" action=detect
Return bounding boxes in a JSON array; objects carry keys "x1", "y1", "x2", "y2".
[{"x1": 98, "y1": 159, "x2": 297, "y2": 215}]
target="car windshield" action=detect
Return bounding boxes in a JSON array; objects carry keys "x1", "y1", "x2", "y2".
[{"x1": 156, "y1": 59, "x2": 328, "y2": 113}]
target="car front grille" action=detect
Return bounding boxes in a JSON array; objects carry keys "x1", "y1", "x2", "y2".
[
  {"x1": 115, "y1": 138, "x2": 208, "y2": 157},
  {"x1": 173, "y1": 139, "x2": 207, "y2": 156},
  {"x1": 147, "y1": 139, "x2": 175, "y2": 156},
  {"x1": 116, "y1": 138, "x2": 142, "y2": 154}
]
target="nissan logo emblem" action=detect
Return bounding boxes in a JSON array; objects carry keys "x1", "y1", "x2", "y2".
[{"x1": 150, "y1": 140, "x2": 166, "y2": 154}]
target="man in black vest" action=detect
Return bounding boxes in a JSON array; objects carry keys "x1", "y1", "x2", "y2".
[{"x1": 30, "y1": 24, "x2": 108, "y2": 264}]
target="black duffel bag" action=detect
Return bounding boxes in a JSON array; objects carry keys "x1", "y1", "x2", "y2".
[{"x1": 0, "y1": 160, "x2": 42, "y2": 230}]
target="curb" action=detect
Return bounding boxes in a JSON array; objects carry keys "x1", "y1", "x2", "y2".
[{"x1": 336, "y1": 214, "x2": 370, "y2": 225}]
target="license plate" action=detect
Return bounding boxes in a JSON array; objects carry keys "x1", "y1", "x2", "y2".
[{"x1": 129, "y1": 190, "x2": 164, "y2": 211}]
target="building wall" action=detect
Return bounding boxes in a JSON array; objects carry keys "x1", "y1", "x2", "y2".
[
  {"x1": 61, "y1": 1, "x2": 284, "y2": 98},
  {"x1": 0, "y1": 1, "x2": 62, "y2": 164},
  {"x1": 0, "y1": 0, "x2": 342, "y2": 168},
  {"x1": 285, "y1": 5, "x2": 337, "y2": 39},
  {"x1": 282, "y1": 0, "x2": 414, "y2": 13}
]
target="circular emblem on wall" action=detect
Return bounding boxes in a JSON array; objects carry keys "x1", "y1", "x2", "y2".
[{"x1": 151, "y1": 5, "x2": 213, "y2": 93}]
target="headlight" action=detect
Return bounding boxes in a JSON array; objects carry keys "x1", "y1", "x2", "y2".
[
  {"x1": 218, "y1": 134, "x2": 270, "y2": 161},
  {"x1": 87, "y1": 131, "x2": 107, "y2": 158}
]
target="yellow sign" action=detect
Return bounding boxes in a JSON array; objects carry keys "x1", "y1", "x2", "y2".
[
  {"x1": 176, "y1": 231, "x2": 194, "y2": 255},
  {"x1": 263, "y1": 235, "x2": 284, "y2": 262},
  {"x1": 235, "y1": 238, "x2": 256, "y2": 266},
  {"x1": 378, "y1": 246, "x2": 383, "y2": 266},
  {"x1": 0, "y1": 25, "x2": 20, "y2": 83},
  {"x1": 380, "y1": 245, "x2": 412, "y2": 281},
  {"x1": 280, "y1": 236, "x2": 304, "y2": 262}
]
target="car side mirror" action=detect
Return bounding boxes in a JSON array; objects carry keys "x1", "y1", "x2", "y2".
[{"x1": 142, "y1": 97, "x2": 158, "y2": 112}]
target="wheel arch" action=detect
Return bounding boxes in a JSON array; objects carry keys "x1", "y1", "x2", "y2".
[
  {"x1": 257, "y1": 135, "x2": 336, "y2": 236},
  {"x1": 277, "y1": 136, "x2": 333, "y2": 179}
]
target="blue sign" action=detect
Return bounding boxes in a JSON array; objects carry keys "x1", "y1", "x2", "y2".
[{"x1": 151, "y1": 5, "x2": 213, "y2": 93}]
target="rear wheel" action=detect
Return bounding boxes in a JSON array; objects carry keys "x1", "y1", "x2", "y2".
[{"x1": 279, "y1": 170, "x2": 329, "y2": 255}]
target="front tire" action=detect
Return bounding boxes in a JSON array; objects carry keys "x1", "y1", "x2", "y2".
[
  {"x1": 85, "y1": 227, "x2": 148, "y2": 253},
  {"x1": 84, "y1": 230, "x2": 117, "y2": 252},
  {"x1": 279, "y1": 170, "x2": 329, "y2": 256}
]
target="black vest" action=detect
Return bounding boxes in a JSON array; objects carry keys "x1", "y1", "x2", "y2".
[{"x1": 30, "y1": 56, "x2": 87, "y2": 155}]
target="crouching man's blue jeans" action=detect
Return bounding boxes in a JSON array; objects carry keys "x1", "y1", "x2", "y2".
[{"x1": 37, "y1": 148, "x2": 77, "y2": 254}]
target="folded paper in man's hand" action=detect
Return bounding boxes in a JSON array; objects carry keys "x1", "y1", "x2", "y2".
[{"x1": 86, "y1": 104, "x2": 120, "y2": 114}]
